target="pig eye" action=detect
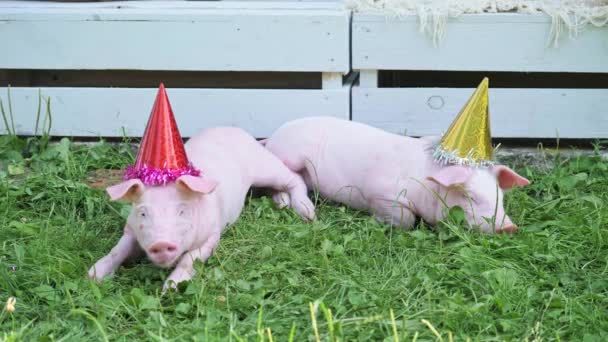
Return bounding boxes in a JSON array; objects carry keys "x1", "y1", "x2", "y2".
[{"x1": 136, "y1": 207, "x2": 148, "y2": 219}]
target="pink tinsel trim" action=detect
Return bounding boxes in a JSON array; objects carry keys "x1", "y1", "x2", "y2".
[{"x1": 123, "y1": 163, "x2": 201, "y2": 186}]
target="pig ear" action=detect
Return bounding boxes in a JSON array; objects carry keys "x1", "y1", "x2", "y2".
[
  {"x1": 494, "y1": 165, "x2": 530, "y2": 190},
  {"x1": 427, "y1": 166, "x2": 473, "y2": 188},
  {"x1": 176, "y1": 175, "x2": 218, "y2": 195},
  {"x1": 106, "y1": 179, "x2": 145, "y2": 202}
]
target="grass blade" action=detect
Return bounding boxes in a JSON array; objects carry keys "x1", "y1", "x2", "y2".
[
  {"x1": 288, "y1": 323, "x2": 296, "y2": 342},
  {"x1": 7, "y1": 85, "x2": 15, "y2": 135},
  {"x1": 309, "y1": 302, "x2": 320, "y2": 342},
  {"x1": 45, "y1": 96, "x2": 52, "y2": 136},
  {"x1": 34, "y1": 89, "x2": 42, "y2": 136},
  {"x1": 390, "y1": 309, "x2": 399, "y2": 342},
  {"x1": 420, "y1": 319, "x2": 442, "y2": 342},
  {"x1": 257, "y1": 306, "x2": 264, "y2": 342},
  {"x1": 0, "y1": 98, "x2": 11, "y2": 136},
  {"x1": 69, "y1": 309, "x2": 109, "y2": 342}
]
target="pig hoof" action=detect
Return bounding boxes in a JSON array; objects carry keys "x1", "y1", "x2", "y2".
[
  {"x1": 162, "y1": 280, "x2": 178, "y2": 294},
  {"x1": 292, "y1": 198, "x2": 316, "y2": 221},
  {"x1": 87, "y1": 266, "x2": 111, "y2": 282},
  {"x1": 272, "y1": 192, "x2": 290, "y2": 209},
  {"x1": 163, "y1": 272, "x2": 193, "y2": 293},
  {"x1": 497, "y1": 225, "x2": 518, "y2": 235},
  {"x1": 162, "y1": 279, "x2": 188, "y2": 294}
]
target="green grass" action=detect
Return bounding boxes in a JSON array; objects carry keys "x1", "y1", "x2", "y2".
[{"x1": 0, "y1": 134, "x2": 607, "y2": 341}]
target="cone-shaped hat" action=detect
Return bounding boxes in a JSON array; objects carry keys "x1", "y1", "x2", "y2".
[
  {"x1": 433, "y1": 77, "x2": 494, "y2": 167},
  {"x1": 124, "y1": 83, "x2": 200, "y2": 185}
]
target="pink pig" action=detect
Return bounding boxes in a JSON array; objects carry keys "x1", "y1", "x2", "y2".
[
  {"x1": 88, "y1": 127, "x2": 315, "y2": 290},
  {"x1": 264, "y1": 117, "x2": 530, "y2": 234}
]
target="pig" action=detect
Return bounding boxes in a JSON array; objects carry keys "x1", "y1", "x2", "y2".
[
  {"x1": 263, "y1": 117, "x2": 530, "y2": 234},
  {"x1": 88, "y1": 127, "x2": 315, "y2": 290}
]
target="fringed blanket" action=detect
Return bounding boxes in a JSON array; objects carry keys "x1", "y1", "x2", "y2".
[{"x1": 347, "y1": 0, "x2": 608, "y2": 45}]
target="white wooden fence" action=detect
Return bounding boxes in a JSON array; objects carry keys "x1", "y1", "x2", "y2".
[
  {"x1": 0, "y1": 0, "x2": 351, "y2": 138},
  {"x1": 1, "y1": 1, "x2": 607, "y2": 139},
  {"x1": 352, "y1": 13, "x2": 608, "y2": 139}
]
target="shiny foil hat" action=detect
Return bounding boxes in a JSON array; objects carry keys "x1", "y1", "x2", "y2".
[
  {"x1": 433, "y1": 77, "x2": 494, "y2": 167},
  {"x1": 124, "y1": 83, "x2": 200, "y2": 186}
]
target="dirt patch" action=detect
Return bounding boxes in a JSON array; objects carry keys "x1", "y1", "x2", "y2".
[{"x1": 85, "y1": 169, "x2": 123, "y2": 189}]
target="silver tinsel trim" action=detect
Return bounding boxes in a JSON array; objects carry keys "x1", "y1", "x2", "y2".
[{"x1": 433, "y1": 144, "x2": 495, "y2": 168}]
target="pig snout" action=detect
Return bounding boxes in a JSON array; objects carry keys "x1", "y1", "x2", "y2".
[{"x1": 147, "y1": 241, "x2": 178, "y2": 266}]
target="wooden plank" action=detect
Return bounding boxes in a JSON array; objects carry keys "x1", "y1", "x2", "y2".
[
  {"x1": 359, "y1": 70, "x2": 378, "y2": 88},
  {"x1": 322, "y1": 72, "x2": 342, "y2": 89},
  {"x1": 0, "y1": 1, "x2": 345, "y2": 11},
  {"x1": 353, "y1": 13, "x2": 608, "y2": 73},
  {"x1": 0, "y1": 86, "x2": 351, "y2": 138},
  {"x1": 352, "y1": 87, "x2": 608, "y2": 138},
  {"x1": 0, "y1": 4, "x2": 350, "y2": 72}
]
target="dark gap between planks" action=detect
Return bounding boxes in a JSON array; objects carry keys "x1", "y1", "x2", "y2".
[
  {"x1": 379, "y1": 70, "x2": 608, "y2": 88},
  {"x1": 3, "y1": 69, "x2": 606, "y2": 89},
  {"x1": 0, "y1": 70, "x2": 322, "y2": 89}
]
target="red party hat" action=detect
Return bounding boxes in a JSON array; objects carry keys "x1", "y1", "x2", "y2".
[{"x1": 124, "y1": 83, "x2": 200, "y2": 186}]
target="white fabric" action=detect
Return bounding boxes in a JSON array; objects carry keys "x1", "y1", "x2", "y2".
[{"x1": 347, "y1": 0, "x2": 608, "y2": 45}]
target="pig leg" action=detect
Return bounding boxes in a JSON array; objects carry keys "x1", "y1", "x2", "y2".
[
  {"x1": 253, "y1": 153, "x2": 315, "y2": 221},
  {"x1": 267, "y1": 172, "x2": 315, "y2": 221},
  {"x1": 370, "y1": 197, "x2": 416, "y2": 229},
  {"x1": 163, "y1": 233, "x2": 220, "y2": 291},
  {"x1": 88, "y1": 227, "x2": 141, "y2": 281},
  {"x1": 272, "y1": 167, "x2": 315, "y2": 208},
  {"x1": 272, "y1": 191, "x2": 290, "y2": 209}
]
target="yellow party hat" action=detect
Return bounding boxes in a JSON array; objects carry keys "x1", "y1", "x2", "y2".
[{"x1": 433, "y1": 77, "x2": 494, "y2": 167}]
